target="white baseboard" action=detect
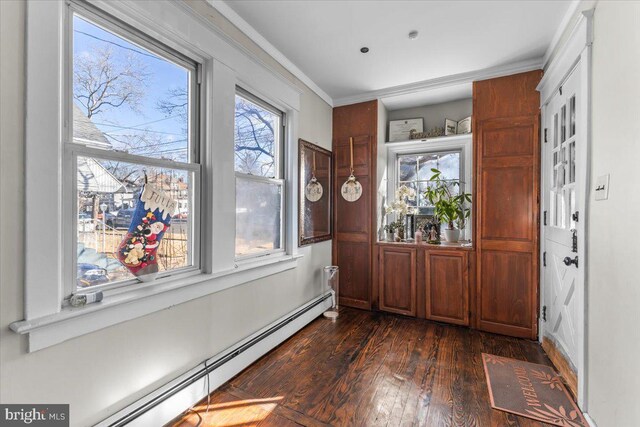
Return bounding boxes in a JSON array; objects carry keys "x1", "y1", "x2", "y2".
[
  {"x1": 584, "y1": 413, "x2": 598, "y2": 427},
  {"x1": 96, "y1": 293, "x2": 333, "y2": 427}
]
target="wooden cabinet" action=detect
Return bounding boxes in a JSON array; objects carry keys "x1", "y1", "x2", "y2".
[
  {"x1": 379, "y1": 246, "x2": 416, "y2": 316},
  {"x1": 474, "y1": 70, "x2": 542, "y2": 339},
  {"x1": 377, "y1": 243, "x2": 471, "y2": 325},
  {"x1": 424, "y1": 250, "x2": 469, "y2": 326},
  {"x1": 332, "y1": 101, "x2": 378, "y2": 310}
]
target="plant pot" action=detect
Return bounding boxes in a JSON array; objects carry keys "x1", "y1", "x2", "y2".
[
  {"x1": 385, "y1": 232, "x2": 394, "y2": 242},
  {"x1": 443, "y1": 228, "x2": 460, "y2": 242}
]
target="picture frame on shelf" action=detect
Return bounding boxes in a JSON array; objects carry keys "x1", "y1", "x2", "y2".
[
  {"x1": 445, "y1": 118, "x2": 458, "y2": 136},
  {"x1": 457, "y1": 116, "x2": 472, "y2": 134},
  {"x1": 389, "y1": 118, "x2": 424, "y2": 142}
]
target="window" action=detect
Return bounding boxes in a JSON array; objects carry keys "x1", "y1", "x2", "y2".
[
  {"x1": 234, "y1": 90, "x2": 285, "y2": 259},
  {"x1": 397, "y1": 150, "x2": 463, "y2": 215},
  {"x1": 70, "y1": 9, "x2": 200, "y2": 291},
  {"x1": 19, "y1": 0, "x2": 303, "y2": 350}
]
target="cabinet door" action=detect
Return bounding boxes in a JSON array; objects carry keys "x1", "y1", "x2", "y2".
[
  {"x1": 336, "y1": 241, "x2": 371, "y2": 310},
  {"x1": 475, "y1": 71, "x2": 541, "y2": 339},
  {"x1": 425, "y1": 251, "x2": 469, "y2": 326},
  {"x1": 379, "y1": 246, "x2": 416, "y2": 316}
]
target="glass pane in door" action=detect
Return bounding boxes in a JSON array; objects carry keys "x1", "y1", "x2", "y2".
[
  {"x1": 561, "y1": 105, "x2": 567, "y2": 142},
  {"x1": 569, "y1": 96, "x2": 576, "y2": 138}
]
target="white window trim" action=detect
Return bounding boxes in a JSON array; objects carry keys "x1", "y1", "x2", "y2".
[
  {"x1": 386, "y1": 134, "x2": 473, "y2": 236},
  {"x1": 13, "y1": 0, "x2": 303, "y2": 352}
]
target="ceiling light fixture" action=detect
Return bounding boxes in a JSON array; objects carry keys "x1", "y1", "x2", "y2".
[
  {"x1": 408, "y1": 30, "x2": 419, "y2": 40},
  {"x1": 360, "y1": 47, "x2": 369, "y2": 53}
]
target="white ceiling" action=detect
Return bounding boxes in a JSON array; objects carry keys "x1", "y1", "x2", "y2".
[{"x1": 221, "y1": 0, "x2": 573, "y2": 108}]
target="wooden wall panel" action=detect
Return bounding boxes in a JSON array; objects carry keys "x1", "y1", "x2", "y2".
[
  {"x1": 481, "y1": 164, "x2": 534, "y2": 241},
  {"x1": 474, "y1": 70, "x2": 541, "y2": 339},
  {"x1": 480, "y1": 250, "x2": 533, "y2": 331},
  {"x1": 333, "y1": 101, "x2": 377, "y2": 310},
  {"x1": 336, "y1": 241, "x2": 371, "y2": 310}
]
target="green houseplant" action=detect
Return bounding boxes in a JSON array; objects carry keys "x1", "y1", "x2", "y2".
[{"x1": 423, "y1": 168, "x2": 472, "y2": 242}]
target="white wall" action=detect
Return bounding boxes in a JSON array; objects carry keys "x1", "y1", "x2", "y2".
[
  {"x1": 386, "y1": 98, "x2": 472, "y2": 141},
  {"x1": 587, "y1": 2, "x2": 640, "y2": 426},
  {"x1": 0, "y1": 1, "x2": 332, "y2": 426}
]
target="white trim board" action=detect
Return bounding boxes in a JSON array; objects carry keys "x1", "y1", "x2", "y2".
[
  {"x1": 96, "y1": 293, "x2": 333, "y2": 427},
  {"x1": 334, "y1": 57, "x2": 544, "y2": 107},
  {"x1": 207, "y1": 0, "x2": 334, "y2": 107}
]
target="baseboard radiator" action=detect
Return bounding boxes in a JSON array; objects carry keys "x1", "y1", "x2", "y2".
[{"x1": 97, "y1": 292, "x2": 333, "y2": 427}]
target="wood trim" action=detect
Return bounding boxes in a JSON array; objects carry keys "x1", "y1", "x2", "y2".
[{"x1": 542, "y1": 337, "x2": 578, "y2": 399}]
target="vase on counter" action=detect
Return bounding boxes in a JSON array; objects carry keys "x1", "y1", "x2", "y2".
[
  {"x1": 443, "y1": 228, "x2": 460, "y2": 242},
  {"x1": 414, "y1": 228, "x2": 423, "y2": 244},
  {"x1": 385, "y1": 231, "x2": 394, "y2": 242}
]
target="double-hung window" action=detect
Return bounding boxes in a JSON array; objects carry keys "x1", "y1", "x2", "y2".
[
  {"x1": 234, "y1": 89, "x2": 285, "y2": 259},
  {"x1": 397, "y1": 150, "x2": 463, "y2": 215},
  {"x1": 68, "y1": 5, "x2": 200, "y2": 293}
]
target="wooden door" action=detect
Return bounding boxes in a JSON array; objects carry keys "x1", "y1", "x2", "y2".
[
  {"x1": 332, "y1": 101, "x2": 377, "y2": 310},
  {"x1": 425, "y1": 250, "x2": 469, "y2": 326},
  {"x1": 379, "y1": 246, "x2": 416, "y2": 316},
  {"x1": 474, "y1": 71, "x2": 542, "y2": 339}
]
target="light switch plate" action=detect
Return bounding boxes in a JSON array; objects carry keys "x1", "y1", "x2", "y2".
[{"x1": 595, "y1": 174, "x2": 610, "y2": 201}]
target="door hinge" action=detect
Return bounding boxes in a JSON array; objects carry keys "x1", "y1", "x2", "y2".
[
  {"x1": 572, "y1": 211, "x2": 579, "y2": 222},
  {"x1": 542, "y1": 305, "x2": 547, "y2": 322},
  {"x1": 543, "y1": 251, "x2": 547, "y2": 267},
  {"x1": 543, "y1": 211, "x2": 547, "y2": 226},
  {"x1": 544, "y1": 128, "x2": 548, "y2": 143}
]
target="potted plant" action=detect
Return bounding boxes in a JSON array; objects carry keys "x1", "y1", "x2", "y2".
[
  {"x1": 423, "y1": 168, "x2": 472, "y2": 242},
  {"x1": 385, "y1": 184, "x2": 416, "y2": 241},
  {"x1": 383, "y1": 223, "x2": 397, "y2": 242}
]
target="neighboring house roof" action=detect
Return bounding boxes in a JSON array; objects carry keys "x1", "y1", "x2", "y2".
[
  {"x1": 77, "y1": 157, "x2": 127, "y2": 194},
  {"x1": 73, "y1": 103, "x2": 112, "y2": 148},
  {"x1": 73, "y1": 104, "x2": 126, "y2": 193}
]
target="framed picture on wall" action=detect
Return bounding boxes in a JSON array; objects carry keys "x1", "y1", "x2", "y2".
[
  {"x1": 389, "y1": 118, "x2": 424, "y2": 142},
  {"x1": 298, "y1": 139, "x2": 333, "y2": 246}
]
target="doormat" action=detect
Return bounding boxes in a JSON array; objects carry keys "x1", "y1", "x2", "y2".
[{"x1": 482, "y1": 353, "x2": 587, "y2": 427}]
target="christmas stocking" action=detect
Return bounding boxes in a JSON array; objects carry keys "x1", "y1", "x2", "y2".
[{"x1": 117, "y1": 183, "x2": 176, "y2": 282}]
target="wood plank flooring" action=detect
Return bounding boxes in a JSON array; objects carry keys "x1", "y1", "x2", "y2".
[{"x1": 169, "y1": 308, "x2": 556, "y2": 427}]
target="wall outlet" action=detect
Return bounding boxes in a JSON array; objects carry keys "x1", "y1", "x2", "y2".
[{"x1": 595, "y1": 174, "x2": 610, "y2": 201}]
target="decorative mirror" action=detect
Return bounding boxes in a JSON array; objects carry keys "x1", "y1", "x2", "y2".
[{"x1": 299, "y1": 139, "x2": 332, "y2": 246}]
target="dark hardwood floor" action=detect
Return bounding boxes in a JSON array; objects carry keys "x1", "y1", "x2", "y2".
[{"x1": 169, "y1": 308, "x2": 556, "y2": 427}]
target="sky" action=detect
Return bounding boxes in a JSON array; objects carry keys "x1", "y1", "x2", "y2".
[{"x1": 73, "y1": 14, "x2": 190, "y2": 162}]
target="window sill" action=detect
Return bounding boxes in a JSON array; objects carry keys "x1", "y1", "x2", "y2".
[{"x1": 10, "y1": 253, "x2": 303, "y2": 352}]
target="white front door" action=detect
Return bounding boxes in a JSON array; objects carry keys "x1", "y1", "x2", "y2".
[{"x1": 541, "y1": 61, "x2": 586, "y2": 405}]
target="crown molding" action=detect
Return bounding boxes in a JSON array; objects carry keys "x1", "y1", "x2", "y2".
[
  {"x1": 206, "y1": 0, "x2": 334, "y2": 107},
  {"x1": 542, "y1": 0, "x2": 597, "y2": 70},
  {"x1": 333, "y1": 57, "x2": 544, "y2": 107},
  {"x1": 542, "y1": 0, "x2": 581, "y2": 67}
]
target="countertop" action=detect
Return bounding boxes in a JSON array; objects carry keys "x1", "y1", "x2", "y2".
[{"x1": 376, "y1": 240, "x2": 474, "y2": 250}]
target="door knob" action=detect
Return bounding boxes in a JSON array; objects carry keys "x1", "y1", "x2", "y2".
[{"x1": 563, "y1": 256, "x2": 579, "y2": 268}]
